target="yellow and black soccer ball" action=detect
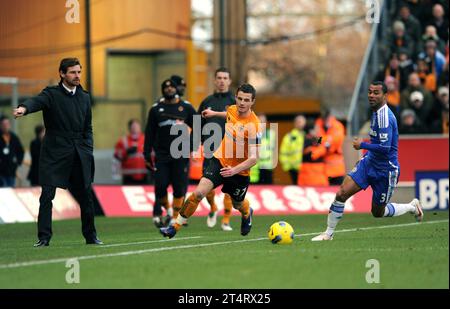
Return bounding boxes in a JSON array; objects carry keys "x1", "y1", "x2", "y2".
[{"x1": 268, "y1": 221, "x2": 295, "y2": 244}]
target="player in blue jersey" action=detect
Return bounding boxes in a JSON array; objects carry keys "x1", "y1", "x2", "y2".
[{"x1": 312, "y1": 81, "x2": 424, "y2": 241}]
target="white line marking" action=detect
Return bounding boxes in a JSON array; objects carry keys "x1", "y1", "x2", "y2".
[
  {"x1": 296, "y1": 246, "x2": 449, "y2": 253},
  {"x1": 298, "y1": 219, "x2": 449, "y2": 237},
  {"x1": 0, "y1": 219, "x2": 447, "y2": 270},
  {"x1": 99, "y1": 236, "x2": 202, "y2": 248}
]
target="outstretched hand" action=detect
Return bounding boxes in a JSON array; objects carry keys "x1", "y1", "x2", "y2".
[
  {"x1": 201, "y1": 109, "x2": 216, "y2": 119},
  {"x1": 220, "y1": 166, "x2": 237, "y2": 178},
  {"x1": 13, "y1": 106, "x2": 26, "y2": 119},
  {"x1": 352, "y1": 137, "x2": 362, "y2": 150}
]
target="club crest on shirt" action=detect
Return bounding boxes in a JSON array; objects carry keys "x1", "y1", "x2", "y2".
[{"x1": 178, "y1": 106, "x2": 184, "y2": 112}]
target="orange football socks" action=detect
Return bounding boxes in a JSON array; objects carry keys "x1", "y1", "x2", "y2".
[
  {"x1": 172, "y1": 196, "x2": 184, "y2": 219},
  {"x1": 222, "y1": 193, "x2": 233, "y2": 225},
  {"x1": 206, "y1": 190, "x2": 218, "y2": 213},
  {"x1": 235, "y1": 198, "x2": 250, "y2": 218},
  {"x1": 174, "y1": 193, "x2": 201, "y2": 231}
]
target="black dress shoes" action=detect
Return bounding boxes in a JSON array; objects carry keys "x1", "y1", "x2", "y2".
[
  {"x1": 86, "y1": 238, "x2": 104, "y2": 245},
  {"x1": 33, "y1": 240, "x2": 50, "y2": 247}
]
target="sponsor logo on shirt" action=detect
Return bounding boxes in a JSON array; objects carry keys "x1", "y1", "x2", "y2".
[{"x1": 379, "y1": 133, "x2": 388, "y2": 142}]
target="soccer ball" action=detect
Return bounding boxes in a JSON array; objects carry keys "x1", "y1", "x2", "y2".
[{"x1": 268, "y1": 221, "x2": 295, "y2": 244}]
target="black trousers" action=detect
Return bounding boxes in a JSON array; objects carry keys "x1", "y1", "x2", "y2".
[
  {"x1": 258, "y1": 169, "x2": 273, "y2": 184},
  {"x1": 289, "y1": 169, "x2": 298, "y2": 185},
  {"x1": 152, "y1": 158, "x2": 189, "y2": 217},
  {"x1": 37, "y1": 153, "x2": 97, "y2": 241},
  {"x1": 122, "y1": 175, "x2": 148, "y2": 185}
]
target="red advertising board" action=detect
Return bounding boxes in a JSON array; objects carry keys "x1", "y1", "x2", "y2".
[
  {"x1": 398, "y1": 136, "x2": 449, "y2": 183},
  {"x1": 93, "y1": 185, "x2": 373, "y2": 217}
]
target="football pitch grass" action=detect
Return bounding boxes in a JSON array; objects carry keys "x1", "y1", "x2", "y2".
[{"x1": 0, "y1": 211, "x2": 448, "y2": 289}]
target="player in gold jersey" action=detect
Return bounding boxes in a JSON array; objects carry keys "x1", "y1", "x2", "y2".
[{"x1": 160, "y1": 84, "x2": 261, "y2": 238}]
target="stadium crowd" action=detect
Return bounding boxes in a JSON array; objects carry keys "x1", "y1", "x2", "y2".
[{"x1": 376, "y1": 1, "x2": 449, "y2": 134}]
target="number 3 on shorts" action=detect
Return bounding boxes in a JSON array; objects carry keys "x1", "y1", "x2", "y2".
[
  {"x1": 233, "y1": 187, "x2": 248, "y2": 199},
  {"x1": 380, "y1": 193, "x2": 386, "y2": 203}
]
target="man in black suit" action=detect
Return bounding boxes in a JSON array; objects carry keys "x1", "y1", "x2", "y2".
[{"x1": 13, "y1": 57, "x2": 102, "y2": 247}]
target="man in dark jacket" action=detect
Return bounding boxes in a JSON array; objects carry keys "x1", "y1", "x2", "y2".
[
  {"x1": 0, "y1": 115, "x2": 24, "y2": 187},
  {"x1": 197, "y1": 67, "x2": 235, "y2": 231},
  {"x1": 144, "y1": 79, "x2": 197, "y2": 228},
  {"x1": 13, "y1": 58, "x2": 102, "y2": 247}
]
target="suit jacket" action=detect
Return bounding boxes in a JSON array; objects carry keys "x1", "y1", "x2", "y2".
[
  {"x1": 27, "y1": 137, "x2": 41, "y2": 185},
  {"x1": 20, "y1": 82, "x2": 94, "y2": 188}
]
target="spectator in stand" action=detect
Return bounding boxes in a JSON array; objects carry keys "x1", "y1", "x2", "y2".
[
  {"x1": 398, "y1": 0, "x2": 433, "y2": 23},
  {"x1": 397, "y1": 48, "x2": 416, "y2": 90},
  {"x1": 376, "y1": 53, "x2": 401, "y2": 88},
  {"x1": 399, "y1": 109, "x2": 427, "y2": 134},
  {"x1": 377, "y1": 51, "x2": 415, "y2": 92},
  {"x1": 397, "y1": 4, "x2": 423, "y2": 44},
  {"x1": 437, "y1": 44, "x2": 449, "y2": 87},
  {"x1": 401, "y1": 72, "x2": 434, "y2": 112},
  {"x1": 388, "y1": 21, "x2": 416, "y2": 59},
  {"x1": 28, "y1": 124, "x2": 45, "y2": 186},
  {"x1": 427, "y1": 3, "x2": 449, "y2": 42},
  {"x1": 418, "y1": 40, "x2": 446, "y2": 79},
  {"x1": 406, "y1": 91, "x2": 433, "y2": 129},
  {"x1": 419, "y1": 25, "x2": 446, "y2": 54},
  {"x1": 385, "y1": 76, "x2": 401, "y2": 122},
  {"x1": 429, "y1": 86, "x2": 449, "y2": 134},
  {"x1": 417, "y1": 58, "x2": 437, "y2": 92}
]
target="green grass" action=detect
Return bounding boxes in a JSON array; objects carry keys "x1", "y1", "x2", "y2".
[{"x1": 0, "y1": 212, "x2": 448, "y2": 289}]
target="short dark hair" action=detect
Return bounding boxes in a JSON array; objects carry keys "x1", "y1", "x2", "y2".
[
  {"x1": 127, "y1": 118, "x2": 140, "y2": 130},
  {"x1": 0, "y1": 115, "x2": 9, "y2": 122},
  {"x1": 399, "y1": 4, "x2": 410, "y2": 11},
  {"x1": 59, "y1": 58, "x2": 81, "y2": 74},
  {"x1": 371, "y1": 81, "x2": 388, "y2": 94},
  {"x1": 236, "y1": 83, "x2": 256, "y2": 100},
  {"x1": 215, "y1": 67, "x2": 231, "y2": 77}
]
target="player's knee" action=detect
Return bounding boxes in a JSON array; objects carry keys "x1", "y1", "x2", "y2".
[
  {"x1": 193, "y1": 190, "x2": 206, "y2": 200},
  {"x1": 336, "y1": 187, "x2": 350, "y2": 202},
  {"x1": 173, "y1": 189, "x2": 186, "y2": 199},
  {"x1": 231, "y1": 200, "x2": 242, "y2": 210},
  {"x1": 371, "y1": 207, "x2": 384, "y2": 218}
]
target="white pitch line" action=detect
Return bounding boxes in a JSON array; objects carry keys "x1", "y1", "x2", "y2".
[
  {"x1": 298, "y1": 219, "x2": 449, "y2": 237},
  {"x1": 99, "y1": 236, "x2": 202, "y2": 248},
  {"x1": 0, "y1": 219, "x2": 447, "y2": 270}
]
